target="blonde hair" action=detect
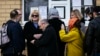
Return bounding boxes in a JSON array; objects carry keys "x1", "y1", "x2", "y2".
[
  {"x1": 29, "y1": 10, "x2": 40, "y2": 21},
  {"x1": 72, "y1": 9, "x2": 83, "y2": 20}
]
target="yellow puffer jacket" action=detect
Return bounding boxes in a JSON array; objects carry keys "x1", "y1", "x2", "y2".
[{"x1": 59, "y1": 27, "x2": 85, "y2": 56}]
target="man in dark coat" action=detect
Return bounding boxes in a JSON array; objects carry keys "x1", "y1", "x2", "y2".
[
  {"x1": 1, "y1": 9, "x2": 25, "y2": 56},
  {"x1": 31, "y1": 19, "x2": 58, "y2": 56},
  {"x1": 48, "y1": 8, "x2": 66, "y2": 56},
  {"x1": 85, "y1": 6, "x2": 100, "y2": 56}
]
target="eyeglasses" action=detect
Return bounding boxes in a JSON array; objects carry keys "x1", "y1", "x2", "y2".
[{"x1": 31, "y1": 15, "x2": 39, "y2": 17}]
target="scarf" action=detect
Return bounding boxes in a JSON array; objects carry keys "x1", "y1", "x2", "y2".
[{"x1": 68, "y1": 18, "x2": 78, "y2": 30}]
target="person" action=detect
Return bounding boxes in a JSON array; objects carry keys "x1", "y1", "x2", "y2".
[
  {"x1": 85, "y1": 6, "x2": 100, "y2": 56},
  {"x1": 31, "y1": 19, "x2": 58, "y2": 56},
  {"x1": 48, "y1": 8, "x2": 66, "y2": 56},
  {"x1": 59, "y1": 9, "x2": 85, "y2": 56},
  {"x1": 85, "y1": 7, "x2": 94, "y2": 21},
  {"x1": 71, "y1": 9, "x2": 86, "y2": 33},
  {"x1": 1, "y1": 9, "x2": 25, "y2": 56},
  {"x1": 23, "y1": 10, "x2": 42, "y2": 56}
]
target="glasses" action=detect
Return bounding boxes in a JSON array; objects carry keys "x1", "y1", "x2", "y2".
[{"x1": 31, "y1": 15, "x2": 39, "y2": 17}]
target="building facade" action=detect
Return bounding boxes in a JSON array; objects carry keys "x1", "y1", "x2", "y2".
[{"x1": 0, "y1": 0, "x2": 100, "y2": 26}]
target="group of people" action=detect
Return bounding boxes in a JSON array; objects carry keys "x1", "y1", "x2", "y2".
[{"x1": 1, "y1": 6, "x2": 100, "y2": 56}]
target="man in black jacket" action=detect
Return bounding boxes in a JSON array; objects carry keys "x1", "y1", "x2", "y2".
[
  {"x1": 85, "y1": 6, "x2": 100, "y2": 56},
  {"x1": 31, "y1": 19, "x2": 58, "y2": 56},
  {"x1": 1, "y1": 9, "x2": 25, "y2": 56}
]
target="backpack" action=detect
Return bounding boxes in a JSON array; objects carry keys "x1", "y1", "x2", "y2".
[{"x1": 0, "y1": 23, "x2": 10, "y2": 48}]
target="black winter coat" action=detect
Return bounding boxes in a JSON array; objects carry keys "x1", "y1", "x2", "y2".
[
  {"x1": 85, "y1": 16, "x2": 100, "y2": 56},
  {"x1": 34, "y1": 25, "x2": 58, "y2": 56},
  {"x1": 23, "y1": 21, "x2": 42, "y2": 56},
  {"x1": 48, "y1": 18, "x2": 66, "y2": 56}
]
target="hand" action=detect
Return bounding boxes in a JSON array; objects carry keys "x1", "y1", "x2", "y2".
[
  {"x1": 30, "y1": 40, "x2": 35, "y2": 44},
  {"x1": 33, "y1": 34, "x2": 42, "y2": 39},
  {"x1": 61, "y1": 24, "x2": 65, "y2": 30}
]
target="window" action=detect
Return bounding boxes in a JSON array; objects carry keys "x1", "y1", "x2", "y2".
[
  {"x1": 71, "y1": 0, "x2": 95, "y2": 18},
  {"x1": 24, "y1": 0, "x2": 48, "y2": 21},
  {"x1": 22, "y1": 0, "x2": 96, "y2": 25}
]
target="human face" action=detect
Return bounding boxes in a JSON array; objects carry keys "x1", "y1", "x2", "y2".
[
  {"x1": 38, "y1": 20, "x2": 44, "y2": 30},
  {"x1": 31, "y1": 13, "x2": 39, "y2": 22},
  {"x1": 16, "y1": 10, "x2": 22, "y2": 22},
  {"x1": 93, "y1": 12, "x2": 98, "y2": 18},
  {"x1": 70, "y1": 12, "x2": 77, "y2": 19}
]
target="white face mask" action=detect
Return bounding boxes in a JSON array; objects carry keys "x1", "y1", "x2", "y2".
[{"x1": 85, "y1": 16, "x2": 90, "y2": 21}]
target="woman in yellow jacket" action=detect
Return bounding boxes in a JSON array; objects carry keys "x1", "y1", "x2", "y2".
[{"x1": 59, "y1": 9, "x2": 85, "y2": 56}]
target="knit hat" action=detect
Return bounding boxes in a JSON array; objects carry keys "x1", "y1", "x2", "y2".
[{"x1": 48, "y1": 8, "x2": 59, "y2": 19}]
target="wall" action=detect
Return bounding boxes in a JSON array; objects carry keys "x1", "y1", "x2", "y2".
[
  {"x1": 0, "y1": 0, "x2": 21, "y2": 26},
  {"x1": 96, "y1": 0, "x2": 100, "y2": 6}
]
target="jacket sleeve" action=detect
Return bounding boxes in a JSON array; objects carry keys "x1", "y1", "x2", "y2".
[
  {"x1": 59, "y1": 29, "x2": 78, "y2": 42},
  {"x1": 34, "y1": 29, "x2": 52, "y2": 47},
  {"x1": 23, "y1": 23, "x2": 34, "y2": 41}
]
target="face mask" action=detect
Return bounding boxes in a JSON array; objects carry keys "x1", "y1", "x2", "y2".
[{"x1": 85, "y1": 16, "x2": 90, "y2": 21}]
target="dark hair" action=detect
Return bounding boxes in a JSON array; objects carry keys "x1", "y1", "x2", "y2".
[
  {"x1": 10, "y1": 9, "x2": 19, "y2": 19},
  {"x1": 93, "y1": 6, "x2": 100, "y2": 15},
  {"x1": 85, "y1": 7, "x2": 93, "y2": 15},
  {"x1": 85, "y1": 7, "x2": 94, "y2": 21},
  {"x1": 85, "y1": 6, "x2": 100, "y2": 16}
]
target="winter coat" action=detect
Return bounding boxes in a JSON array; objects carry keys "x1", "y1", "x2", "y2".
[
  {"x1": 48, "y1": 18, "x2": 66, "y2": 56},
  {"x1": 85, "y1": 16, "x2": 100, "y2": 56},
  {"x1": 34, "y1": 25, "x2": 58, "y2": 56},
  {"x1": 23, "y1": 21, "x2": 42, "y2": 56},
  {"x1": 1, "y1": 20, "x2": 25, "y2": 54},
  {"x1": 59, "y1": 27, "x2": 85, "y2": 56}
]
